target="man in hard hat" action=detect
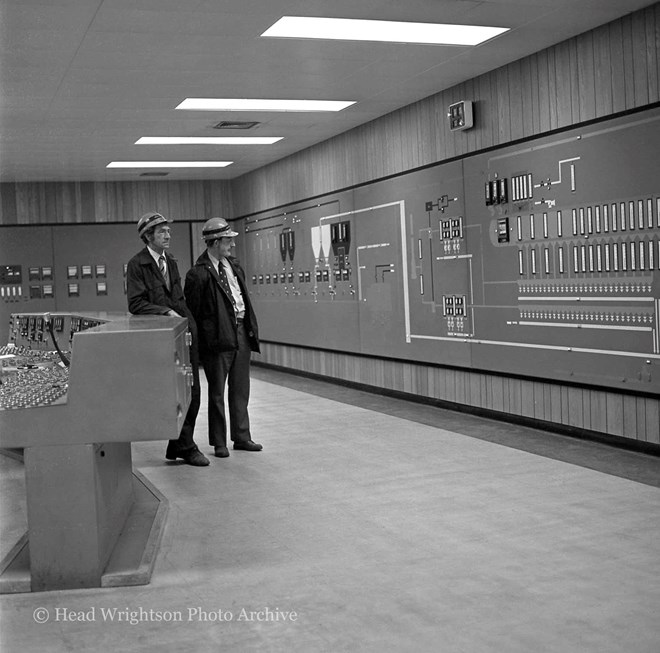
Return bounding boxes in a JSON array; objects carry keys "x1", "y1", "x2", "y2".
[
  {"x1": 184, "y1": 217, "x2": 262, "y2": 458},
  {"x1": 126, "y1": 211, "x2": 209, "y2": 467}
]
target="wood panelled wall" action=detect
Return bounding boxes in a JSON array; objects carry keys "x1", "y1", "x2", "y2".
[
  {"x1": 231, "y1": 4, "x2": 660, "y2": 217},
  {"x1": 0, "y1": 179, "x2": 232, "y2": 225}
]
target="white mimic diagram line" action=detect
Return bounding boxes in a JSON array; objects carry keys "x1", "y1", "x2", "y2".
[
  {"x1": 436, "y1": 254, "x2": 472, "y2": 261},
  {"x1": 322, "y1": 201, "x2": 409, "y2": 338},
  {"x1": 514, "y1": 321, "x2": 651, "y2": 332},
  {"x1": 518, "y1": 296, "x2": 654, "y2": 302},
  {"x1": 407, "y1": 334, "x2": 660, "y2": 359},
  {"x1": 356, "y1": 243, "x2": 391, "y2": 301},
  {"x1": 543, "y1": 157, "x2": 580, "y2": 187},
  {"x1": 320, "y1": 202, "x2": 403, "y2": 222}
]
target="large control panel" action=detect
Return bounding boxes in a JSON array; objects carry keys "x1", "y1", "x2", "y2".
[
  {"x1": 0, "y1": 313, "x2": 106, "y2": 410},
  {"x1": 0, "y1": 222, "x2": 192, "y2": 343},
  {"x1": 0, "y1": 312, "x2": 192, "y2": 592},
  {"x1": 0, "y1": 311, "x2": 193, "y2": 448},
  {"x1": 242, "y1": 106, "x2": 660, "y2": 394}
]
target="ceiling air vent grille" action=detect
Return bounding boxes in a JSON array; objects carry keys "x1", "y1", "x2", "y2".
[
  {"x1": 212, "y1": 121, "x2": 260, "y2": 130},
  {"x1": 140, "y1": 172, "x2": 169, "y2": 177}
]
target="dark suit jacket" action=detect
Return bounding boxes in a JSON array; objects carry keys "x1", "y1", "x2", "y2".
[
  {"x1": 184, "y1": 250, "x2": 260, "y2": 355},
  {"x1": 126, "y1": 247, "x2": 189, "y2": 316}
]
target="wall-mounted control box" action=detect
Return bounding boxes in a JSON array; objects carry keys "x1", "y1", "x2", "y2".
[{"x1": 447, "y1": 100, "x2": 474, "y2": 131}]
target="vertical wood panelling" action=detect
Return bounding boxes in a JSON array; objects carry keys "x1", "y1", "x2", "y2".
[
  {"x1": 521, "y1": 381, "x2": 535, "y2": 419},
  {"x1": 550, "y1": 386, "x2": 563, "y2": 425},
  {"x1": 559, "y1": 386, "x2": 571, "y2": 426},
  {"x1": 609, "y1": 19, "x2": 627, "y2": 114},
  {"x1": 656, "y1": 4, "x2": 660, "y2": 99},
  {"x1": 636, "y1": 396, "x2": 649, "y2": 442},
  {"x1": 519, "y1": 57, "x2": 534, "y2": 138},
  {"x1": 509, "y1": 378, "x2": 522, "y2": 417},
  {"x1": 632, "y1": 11, "x2": 651, "y2": 106},
  {"x1": 60, "y1": 183, "x2": 74, "y2": 222},
  {"x1": 656, "y1": 4, "x2": 660, "y2": 96},
  {"x1": 581, "y1": 390, "x2": 592, "y2": 431},
  {"x1": 508, "y1": 60, "x2": 524, "y2": 141},
  {"x1": 0, "y1": 184, "x2": 18, "y2": 224},
  {"x1": 593, "y1": 24, "x2": 614, "y2": 117},
  {"x1": 646, "y1": 400, "x2": 660, "y2": 444},
  {"x1": 532, "y1": 382, "x2": 544, "y2": 420},
  {"x1": 623, "y1": 395, "x2": 638, "y2": 438},
  {"x1": 0, "y1": 180, "x2": 232, "y2": 226},
  {"x1": 479, "y1": 374, "x2": 488, "y2": 410},
  {"x1": 492, "y1": 376, "x2": 505, "y2": 413},
  {"x1": 469, "y1": 372, "x2": 482, "y2": 409},
  {"x1": 474, "y1": 75, "x2": 490, "y2": 151},
  {"x1": 606, "y1": 394, "x2": 625, "y2": 437},
  {"x1": 577, "y1": 32, "x2": 596, "y2": 122},
  {"x1": 536, "y1": 50, "x2": 552, "y2": 133},
  {"x1": 621, "y1": 15, "x2": 636, "y2": 108},
  {"x1": 463, "y1": 78, "x2": 478, "y2": 153},
  {"x1": 541, "y1": 383, "x2": 551, "y2": 419},
  {"x1": 555, "y1": 42, "x2": 574, "y2": 127},
  {"x1": 589, "y1": 390, "x2": 608, "y2": 434},
  {"x1": 496, "y1": 66, "x2": 512, "y2": 143},
  {"x1": 568, "y1": 39, "x2": 582, "y2": 123}
]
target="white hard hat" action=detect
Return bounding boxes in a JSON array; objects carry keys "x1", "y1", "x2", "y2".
[{"x1": 201, "y1": 217, "x2": 239, "y2": 240}]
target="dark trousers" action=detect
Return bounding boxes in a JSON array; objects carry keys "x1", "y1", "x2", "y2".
[
  {"x1": 167, "y1": 341, "x2": 201, "y2": 456},
  {"x1": 201, "y1": 323, "x2": 252, "y2": 448}
]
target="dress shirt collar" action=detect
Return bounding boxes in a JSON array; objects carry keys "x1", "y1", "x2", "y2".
[{"x1": 147, "y1": 245, "x2": 165, "y2": 265}]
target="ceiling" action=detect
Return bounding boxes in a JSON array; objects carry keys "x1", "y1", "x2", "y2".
[{"x1": 0, "y1": 0, "x2": 653, "y2": 183}]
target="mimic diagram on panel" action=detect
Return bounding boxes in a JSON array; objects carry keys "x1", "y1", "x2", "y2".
[
  {"x1": 311, "y1": 219, "x2": 355, "y2": 299},
  {"x1": 481, "y1": 117, "x2": 660, "y2": 358},
  {"x1": 411, "y1": 192, "x2": 474, "y2": 340},
  {"x1": 246, "y1": 202, "x2": 407, "y2": 339},
  {"x1": 402, "y1": 174, "x2": 480, "y2": 348},
  {"x1": 1, "y1": 263, "x2": 113, "y2": 305},
  {"x1": 246, "y1": 205, "x2": 358, "y2": 302}
]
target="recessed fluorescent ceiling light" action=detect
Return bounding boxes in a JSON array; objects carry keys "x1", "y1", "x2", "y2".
[
  {"x1": 135, "y1": 137, "x2": 283, "y2": 145},
  {"x1": 176, "y1": 98, "x2": 354, "y2": 112},
  {"x1": 261, "y1": 16, "x2": 509, "y2": 46},
  {"x1": 107, "y1": 161, "x2": 232, "y2": 168}
]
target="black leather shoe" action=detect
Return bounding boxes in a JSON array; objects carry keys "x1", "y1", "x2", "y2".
[
  {"x1": 166, "y1": 447, "x2": 210, "y2": 466},
  {"x1": 185, "y1": 449, "x2": 210, "y2": 466},
  {"x1": 233, "y1": 440, "x2": 263, "y2": 452},
  {"x1": 214, "y1": 446, "x2": 230, "y2": 458}
]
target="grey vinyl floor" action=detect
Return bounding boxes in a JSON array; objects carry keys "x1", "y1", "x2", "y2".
[{"x1": 1, "y1": 366, "x2": 659, "y2": 653}]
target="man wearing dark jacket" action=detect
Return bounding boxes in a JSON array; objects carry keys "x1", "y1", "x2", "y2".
[
  {"x1": 184, "y1": 217, "x2": 262, "y2": 458},
  {"x1": 126, "y1": 211, "x2": 209, "y2": 467}
]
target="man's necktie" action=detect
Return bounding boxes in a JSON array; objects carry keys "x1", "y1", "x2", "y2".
[
  {"x1": 159, "y1": 255, "x2": 170, "y2": 291},
  {"x1": 217, "y1": 262, "x2": 231, "y2": 295}
]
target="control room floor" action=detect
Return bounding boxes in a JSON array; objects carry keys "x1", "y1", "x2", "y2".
[{"x1": 1, "y1": 366, "x2": 659, "y2": 653}]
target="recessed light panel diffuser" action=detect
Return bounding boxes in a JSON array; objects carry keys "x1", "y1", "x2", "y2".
[
  {"x1": 262, "y1": 16, "x2": 509, "y2": 46},
  {"x1": 135, "y1": 137, "x2": 283, "y2": 145},
  {"x1": 176, "y1": 99, "x2": 355, "y2": 112},
  {"x1": 107, "y1": 161, "x2": 233, "y2": 168}
]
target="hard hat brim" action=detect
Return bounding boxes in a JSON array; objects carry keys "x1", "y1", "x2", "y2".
[{"x1": 202, "y1": 229, "x2": 239, "y2": 239}]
